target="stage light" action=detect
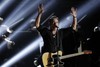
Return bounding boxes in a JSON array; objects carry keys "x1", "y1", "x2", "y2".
[
  {"x1": 0, "y1": 18, "x2": 24, "y2": 36},
  {"x1": 0, "y1": 0, "x2": 41, "y2": 46},
  {"x1": 0, "y1": 1, "x2": 31, "y2": 34},
  {"x1": 0, "y1": 0, "x2": 55, "y2": 50},
  {"x1": 0, "y1": 0, "x2": 55, "y2": 36},
  {"x1": 1, "y1": 25, "x2": 13, "y2": 33},
  {"x1": 0, "y1": 0, "x2": 41, "y2": 36},
  {"x1": 6, "y1": 0, "x2": 56, "y2": 39},
  {"x1": 1, "y1": 37, "x2": 43, "y2": 67}
]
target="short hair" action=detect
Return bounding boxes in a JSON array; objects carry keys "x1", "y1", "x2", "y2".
[{"x1": 49, "y1": 15, "x2": 58, "y2": 25}]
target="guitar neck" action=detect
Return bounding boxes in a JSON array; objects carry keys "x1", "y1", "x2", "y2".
[{"x1": 60, "y1": 52, "x2": 84, "y2": 60}]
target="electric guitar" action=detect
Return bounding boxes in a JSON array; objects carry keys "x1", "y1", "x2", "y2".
[{"x1": 42, "y1": 50, "x2": 92, "y2": 67}]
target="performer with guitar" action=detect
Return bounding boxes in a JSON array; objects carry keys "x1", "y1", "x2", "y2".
[
  {"x1": 35, "y1": 4, "x2": 63, "y2": 67},
  {"x1": 34, "y1": 4, "x2": 92, "y2": 67}
]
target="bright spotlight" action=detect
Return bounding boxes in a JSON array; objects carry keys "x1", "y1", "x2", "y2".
[
  {"x1": 1, "y1": 25, "x2": 13, "y2": 33},
  {"x1": 5, "y1": 0, "x2": 56, "y2": 40}
]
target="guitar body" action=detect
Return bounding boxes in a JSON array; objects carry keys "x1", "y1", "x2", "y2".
[
  {"x1": 42, "y1": 50, "x2": 92, "y2": 67},
  {"x1": 42, "y1": 51, "x2": 62, "y2": 67},
  {"x1": 42, "y1": 52, "x2": 54, "y2": 67}
]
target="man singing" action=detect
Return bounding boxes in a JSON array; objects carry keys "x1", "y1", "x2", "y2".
[{"x1": 34, "y1": 4, "x2": 80, "y2": 67}]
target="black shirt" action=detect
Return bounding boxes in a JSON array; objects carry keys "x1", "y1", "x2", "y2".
[
  {"x1": 60, "y1": 27, "x2": 80, "y2": 54},
  {"x1": 37, "y1": 26, "x2": 63, "y2": 53}
]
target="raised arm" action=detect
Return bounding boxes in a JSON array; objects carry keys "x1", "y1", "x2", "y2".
[
  {"x1": 71, "y1": 7, "x2": 77, "y2": 31},
  {"x1": 35, "y1": 4, "x2": 44, "y2": 28}
]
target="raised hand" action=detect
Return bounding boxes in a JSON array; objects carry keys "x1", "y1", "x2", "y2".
[
  {"x1": 38, "y1": 4, "x2": 44, "y2": 14},
  {"x1": 71, "y1": 7, "x2": 77, "y2": 18},
  {"x1": 35, "y1": 4, "x2": 44, "y2": 28}
]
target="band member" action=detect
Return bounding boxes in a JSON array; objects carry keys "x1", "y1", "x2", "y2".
[
  {"x1": 60, "y1": 7, "x2": 80, "y2": 67},
  {"x1": 34, "y1": 3, "x2": 80, "y2": 66},
  {"x1": 35, "y1": 4, "x2": 63, "y2": 67},
  {"x1": 61, "y1": 7, "x2": 80, "y2": 54}
]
